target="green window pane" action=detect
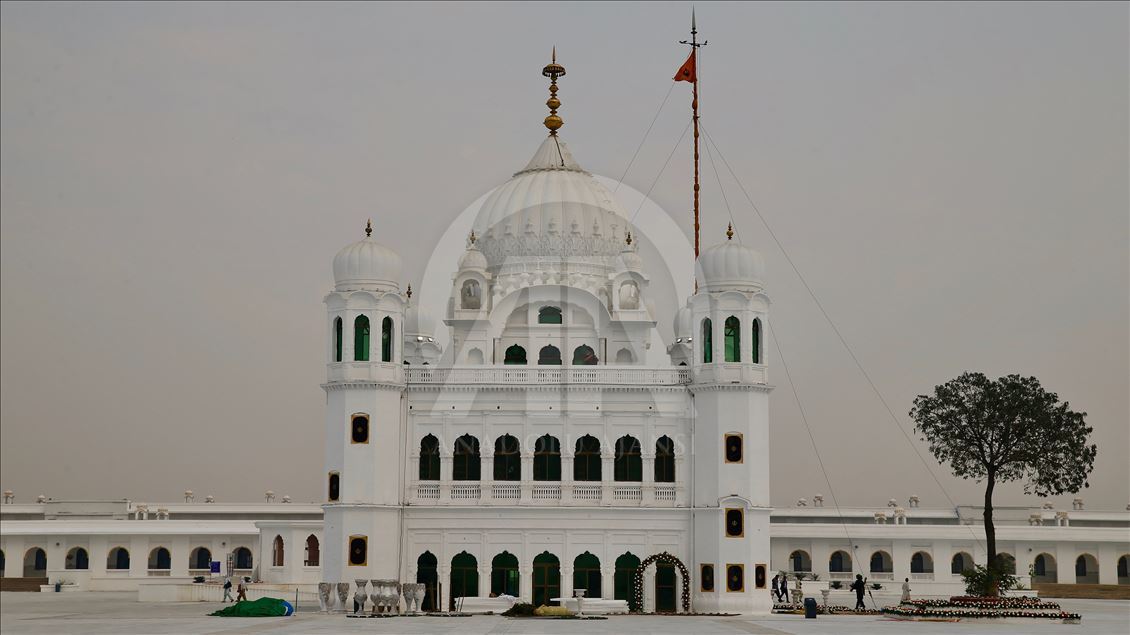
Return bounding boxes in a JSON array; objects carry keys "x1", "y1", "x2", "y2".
[
  {"x1": 724, "y1": 316, "x2": 740, "y2": 362},
  {"x1": 702, "y1": 318, "x2": 713, "y2": 363},
  {"x1": 752, "y1": 319, "x2": 761, "y2": 363},
  {"x1": 381, "y1": 317, "x2": 393, "y2": 362},
  {"x1": 354, "y1": 316, "x2": 370, "y2": 361},
  {"x1": 334, "y1": 317, "x2": 343, "y2": 362}
]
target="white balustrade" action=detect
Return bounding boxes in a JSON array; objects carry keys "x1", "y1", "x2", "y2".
[
  {"x1": 532, "y1": 485, "x2": 562, "y2": 500},
  {"x1": 417, "y1": 483, "x2": 440, "y2": 499},
  {"x1": 613, "y1": 485, "x2": 643, "y2": 502},
  {"x1": 405, "y1": 366, "x2": 689, "y2": 386},
  {"x1": 654, "y1": 485, "x2": 676, "y2": 502},
  {"x1": 450, "y1": 484, "x2": 481, "y2": 500},
  {"x1": 573, "y1": 484, "x2": 602, "y2": 501},
  {"x1": 870, "y1": 573, "x2": 894, "y2": 581},
  {"x1": 911, "y1": 573, "x2": 934, "y2": 581},
  {"x1": 492, "y1": 483, "x2": 521, "y2": 500}
]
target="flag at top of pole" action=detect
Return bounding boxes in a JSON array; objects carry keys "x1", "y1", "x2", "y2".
[{"x1": 674, "y1": 50, "x2": 696, "y2": 83}]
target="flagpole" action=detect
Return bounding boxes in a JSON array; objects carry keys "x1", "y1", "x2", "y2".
[{"x1": 680, "y1": 11, "x2": 707, "y2": 271}]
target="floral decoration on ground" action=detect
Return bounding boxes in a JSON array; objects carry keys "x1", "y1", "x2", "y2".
[{"x1": 882, "y1": 596, "x2": 1080, "y2": 622}]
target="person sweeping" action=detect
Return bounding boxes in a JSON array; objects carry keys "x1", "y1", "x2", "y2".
[{"x1": 850, "y1": 574, "x2": 867, "y2": 610}]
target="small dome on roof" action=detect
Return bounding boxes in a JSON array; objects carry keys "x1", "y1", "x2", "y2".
[
  {"x1": 404, "y1": 303, "x2": 436, "y2": 338},
  {"x1": 697, "y1": 232, "x2": 764, "y2": 292},
  {"x1": 332, "y1": 221, "x2": 402, "y2": 292}
]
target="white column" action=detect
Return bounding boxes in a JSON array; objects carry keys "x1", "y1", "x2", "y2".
[
  {"x1": 1055, "y1": 543, "x2": 1074, "y2": 584},
  {"x1": 602, "y1": 565, "x2": 615, "y2": 601},
  {"x1": 561, "y1": 455, "x2": 575, "y2": 504},
  {"x1": 1098, "y1": 544, "x2": 1118, "y2": 585},
  {"x1": 439, "y1": 565, "x2": 450, "y2": 611},
  {"x1": 643, "y1": 568, "x2": 656, "y2": 612},
  {"x1": 439, "y1": 455, "x2": 453, "y2": 503},
  {"x1": 601, "y1": 453, "x2": 614, "y2": 506},
  {"x1": 642, "y1": 452, "x2": 656, "y2": 504},
  {"x1": 478, "y1": 565, "x2": 491, "y2": 597},
  {"x1": 520, "y1": 565, "x2": 533, "y2": 604},
  {"x1": 480, "y1": 454, "x2": 494, "y2": 503},
  {"x1": 520, "y1": 453, "x2": 533, "y2": 503},
  {"x1": 560, "y1": 564, "x2": 573, "y2": 601}
]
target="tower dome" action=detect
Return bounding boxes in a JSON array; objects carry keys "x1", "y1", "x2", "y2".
[
  {"x1": 332, "y1": 220, "x2": 403, "y2": 292},
  {"x1": 697, "y1": 227, "x2": 765, "y2": 292},
  {"x1": 404, "y1": 302, "x2": 437, "y2": 340},
  {"x1": 458, "y1": 233, "x2": 488, "y2": 272}
]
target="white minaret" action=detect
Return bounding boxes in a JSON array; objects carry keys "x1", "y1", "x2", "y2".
[
  {"x1": 323, "y1": 219, "x2": 407, "y2": 585},
  {"x1": 688, "y1": 225, "x2": 772, "y2": 613}
]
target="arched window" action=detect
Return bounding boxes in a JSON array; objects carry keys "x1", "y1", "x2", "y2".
[
  {"x1": 702, "y1": 318, "x2": 713, "y2": 363},
  {"x1": 573, "y1": 552, "x2": 602, "y2": 598},
  {"x1": 534, "y1": 434, "x2": 561, "y2": 481},
  {"x1": 354, "y1": 315, "x2": 370, "y2": 361},
  {"x1": 1117, "y1": 555, "x2": 1128, "y2": 580},
  {"x1": 328, "y1": 472, "x2": 340, "y2": 501},
  {"x1": 538, "y1": 345, "x2": 562, "y2": 365},
  {"x1": 504, "y1": 344, "x2": 527, "y2": 365},
  {"x1": 574, "y1": 435, "x2": 601, "y2": 482},
  {"x1": 461, "y1": 280, "x2": 481, "y2": 309},
  {"x1": 494, "y1": 434, "x2": 521, "y2": 481},
  {"x1": 951, "y1": 552, "x2": 971, "y2": 574},
  {"x1": 614, "y1": 552, "x2": 640, "y2": 602},
  {"x1": 615, "y1": 348, "x2": 634, "y2": 363},
  {"x1": 751, "y1": 318, "x2": 761, "y2": 363},
  {"x1": 572, "y1": 345, "x2": 598, "y2": 365},
  {"x1": 107, "y1": 547, "x2": 130, "y2": 570},
  {"x1": 351, "y1": 414, "x2": 369, "y2": 444},
  {"x1": 453, "y1": 434, "x2": 481, "y2": 481},
  {"x1": 381, "y1": 316, "x2": 393, "y2": 362},
  {"x1": 304, "y1": 535, "x2": 320, "y2": 567},
  {"x1": 417, "y1": 552, "x2": 438, "y2": 611},
  {"x1": 532, "y1": 551, "x2": 561, "y2": 607},
  {"x1": 419, "y1": 435, "x2": 440, "y2": 481},
  {"x1": 870, "y1": 550, "x2": 892, "y2": 573},
  {"x1": 233, "y1": 547, "x2": 253, "y2": 570},
  {"x1": 272, "y1": 535, "x2": 284, "y2": 567},
  {"x1": 998, "y1": 553, "x2": 1016, "y2": 575},
  {"x1": 334, "y1": 317, "x2": 343, "y2": 362},
  {"x1": 189, "y1": 547, "x2": 211, "y2": 570},
  {"x1": 23, "y1": 548, "x2": 46, "y2": 577},
  {"x1": 619, "y1": 281, "x2": 640, "y2": 309},
  {"x1": 491, "y1": 551, "x2": 519, "y2": 597},
  {"x1": 654, "y1": 436, "x2": 675, "y2": 483},
  {"x1": 724, "y1": 316, "x2": 741, "y2": 362},
  {"x1": 466, "y1": 348, "x2": 484, "y2": 364},
  {"x1": 538, "y1": 306, "x2": 562, "y2": 324},
  {"x1": 614, "y1": 435, "x2": 642, "y2": 482},
  {"x1": 829, "y1": 550, "x2": 852, "y2": 573},
  {"x1": 449, "y1": 552, "x2": 478, "y2": 610},
  {"x1": 348, "y1": 536, "x2": 367, "y2": 566},
  {"x1": 790, "y1": 550, "x2": 812, "y2": 572},
  {"x1": 65, "y1": 547, "x2": 89, "y2": 570},
  {"x1": 724, "y1": 433, "x2": 743, "y2": 463},
  {"x1": 149, "y1": 547, "x2": 171, "y2": 571},
  {"x1": 911, "y1": 551, "x2": 933, "y2": 573},
  {"x1": 1075, "y1": 554, "x2": 1098, "y2": 583},
  {"x1": 1033, "y1": 553, "x2": 1056, "y2": 579}
]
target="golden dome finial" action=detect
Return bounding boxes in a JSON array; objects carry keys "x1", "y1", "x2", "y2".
[
  {"x1": 542, "y1": 47, "x2": 565, "y2": 136},
  {"x1": 625, "y1": 230, "x2": 633, "y2": 246},
  {"x1": 406, "y1": 284, "x2": 412, "y2": 299},
  {"x1": 365, "y1": 218, "x2": 373, "y2": 237},
  {"x1": 468, "y1": 229, "x2": 477, "y2": 245},
  {"x1": 726, "y1": 223, "x2": 734, "y2": 240}
]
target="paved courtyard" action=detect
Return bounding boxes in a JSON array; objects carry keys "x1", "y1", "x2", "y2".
[{"x1": 1, "y1": 592, "x2": 1128, "y2": 635}]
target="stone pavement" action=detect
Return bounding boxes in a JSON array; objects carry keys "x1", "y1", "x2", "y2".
[{"x1": 2, "y1": 592, "x2": 1128, "y2": 634}]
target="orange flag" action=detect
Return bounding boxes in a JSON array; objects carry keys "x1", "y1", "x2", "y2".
[{"x1": 673, "y1": 50, "x2": 696, "y2": 83}]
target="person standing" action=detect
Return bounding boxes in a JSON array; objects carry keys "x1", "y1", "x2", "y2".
[
  {"x1": 901, "y1": 577, "x2": 911, "y2": 602},
  {"x1": 770, "y1": 573, "x2": 781, "y2": 602},
  {"x1": 236, "y1": 578, "x2": 248, "y2": 602},
  {"x1": 850, "y1": 574, "x2": 867, "y2": 610},
  {"x1": 779, "y1": 575, "x2": 790, "y2": 603},
  {"x1": 222, "y1": 576, "x2": 234, "y2": 603}
]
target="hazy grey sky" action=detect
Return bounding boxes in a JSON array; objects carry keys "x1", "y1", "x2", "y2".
[{"x1": 2, "y1": 2, "x2": 1126, "y2": 509}]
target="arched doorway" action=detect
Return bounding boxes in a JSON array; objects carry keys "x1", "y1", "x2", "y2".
[
  {"x1": 532, "y1": 551, "x2": 561, "y2": 606},
  {"x1": 1075, "y1": 554, "x2": 1098, "y2": 584},
  {"x1": 107, "y1": 547, "x2": 130, "y2": 570},
  {"x1": 830, "y1": 550, "x2": 852, "y2": 573},
  {"x1": 449, "y1": 552, "x2": 478, "y2": 611},
  {"x1": 1118, "y1": 555, "x2": 1129, "y2": 585},
  {"x1": 951, "y1": 552, "x2": 972, "y2": 574},
  {"x1": 233, "y1": 546, "x2": 253, "y2": 570},
  {"x1": 631, "y1": 552, "x2": 690, "y2": 613},
  {"x1": 304, "y1": 535, "x2": 319, "y2": 567},
  {"x1": 1033, "y1": 553, "x2": 1056, "y2": 583},
  {"x1": 573, "y1": 552, "x2": 601, "y2": 598},
  {"x1": 416, "y1": 552, "x2": 438, "y2": 611},
  {"x1": 148, "y1": 547, "x2": 171, "y2": 572},
  {"x1": 23, "y1": 548, "x2": 46, "y2": 578},
  {"x1": 189, "y1": 547, "x2": 211, "y2": 571},
  {"x1": 614, "y1": 552, "x2": 640, "y2": 603},
  {"x1": 491, "y1": 551, "x2": 519, "y2": 597}
]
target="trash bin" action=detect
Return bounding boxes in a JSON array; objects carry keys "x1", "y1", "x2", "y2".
[
  {"x1": 54, "y1": 583, "x2": 61, "y2": 593},
  {"x1": 804, "y1": 597, "x2": 817, "y2": 619}
]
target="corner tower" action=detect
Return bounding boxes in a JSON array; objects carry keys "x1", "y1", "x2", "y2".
[
  {"x1": 688, "y1": 226, "x2": 772, "y2": 613},
  {"x1": 322, "y1": 220, "x2": 407, "y2": 585}
]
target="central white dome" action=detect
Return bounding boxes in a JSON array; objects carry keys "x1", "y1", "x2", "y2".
[{"x1": 471, "y1": 136, "x2": 633, "y2": 270}]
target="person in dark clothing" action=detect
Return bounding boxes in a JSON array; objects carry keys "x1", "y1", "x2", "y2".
[
  {"x1": 849, "y1": 574, "x2": 867, "y2": 610},
  {"x1": 770, "y1": 574, "x2": 781, "y2": 602}
]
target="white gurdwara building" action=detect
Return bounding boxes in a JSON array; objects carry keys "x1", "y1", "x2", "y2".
[{"x1": 322, "y1": 59, "x2": 771, "y2": 614}]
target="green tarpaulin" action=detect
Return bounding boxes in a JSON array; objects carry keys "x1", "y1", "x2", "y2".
[{"x1": 209, "y1": 597, "x2": 293, "y2": 617}]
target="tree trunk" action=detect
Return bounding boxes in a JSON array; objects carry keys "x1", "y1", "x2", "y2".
[{"x1": 983, "y1": 470, "x2": 998, "y2": 596}]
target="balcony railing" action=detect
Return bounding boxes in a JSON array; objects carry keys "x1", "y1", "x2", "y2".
[
  {"x1": 532, "y1": 485, "x2": 561, "y2": 500},
  {"x1": 655, "y1": 485, "x2": 676, "y2": 502},
  {"x1": 492, "y1": 483, "x2": 521, "y2": 500},
  {"x1": 573, "y1": 484, "x2": 603, "y2": 501},
  {"x1": 405, "y1": 366, "x2": 690, "y2": 386},
  {"x1": 450, "y1": 484, "x2": 481, "y2": 500},
  {"x1": 417, "y1": 483, "x2": 440, "y2": 499},
  {"x1": 614, "y1": 485, "x2": 643, "y2": 502}
]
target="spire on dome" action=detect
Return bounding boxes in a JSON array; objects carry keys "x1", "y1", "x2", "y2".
[
  {"x1": 726, "y1": 223, "x2": 733, "y2": 240},
  {"x1": 542, "y1": 47, "x2": 565, "y2": 136},
  {"x1": 626, "y1": 230, "x2": 633, "y2": 246},
  {"x1": 468, "y1": 230, "x2": 477, "y2": 245},
  {"x1": 365, "y1": 218, "x2": 373, "y2": 237},
  {"x1": 406, "y1": 284, "x2": 412, "y2": 299}
]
